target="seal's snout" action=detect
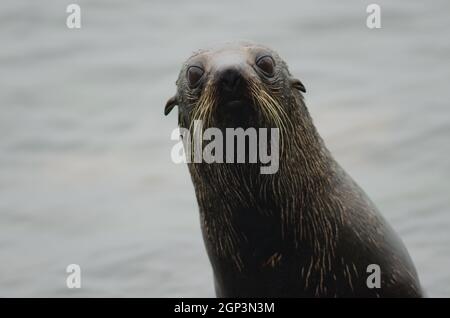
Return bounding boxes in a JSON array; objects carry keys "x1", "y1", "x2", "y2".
[{"x1": 216, "y1": 67, "x2": 250, "y2": 110}]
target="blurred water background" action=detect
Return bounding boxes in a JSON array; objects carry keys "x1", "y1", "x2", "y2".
[{"x1": 0, "y1": 0, "x2": 449, "y2": 297}]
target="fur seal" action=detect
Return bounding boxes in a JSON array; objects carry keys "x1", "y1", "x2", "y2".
[{"x1": 164, "y1": 42, "x2": 423, "y2": 297}]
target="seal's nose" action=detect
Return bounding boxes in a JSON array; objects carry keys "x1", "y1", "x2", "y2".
[
  {"x1": 218, "y1": 68, "x2": 244, "y2": 95},
  {"x1": 216, "y1": 65, "x2": 250, "y2": 111}
]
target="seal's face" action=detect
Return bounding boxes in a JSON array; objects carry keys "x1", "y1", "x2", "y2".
[{"x1": 165, "y1": 43, "x2": 306, "y2": 131}]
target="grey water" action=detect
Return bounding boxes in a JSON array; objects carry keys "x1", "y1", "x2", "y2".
[{"x1": 0, "y1": 0, "x2": 449, "y2": 297}]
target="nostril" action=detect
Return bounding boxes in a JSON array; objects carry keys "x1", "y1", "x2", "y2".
[{"x1": 220, "y1": 68, "x2": 243, "y2": 92}]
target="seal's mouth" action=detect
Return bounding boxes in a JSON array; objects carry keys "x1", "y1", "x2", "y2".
[
  {"x1": 216, "y1": 97, "x2": 256, "y2": 128},
  {"x1": 220, "y1": 95, "x2": 253, "y2": 112},
  {"x1": 224, "y1": 99, "x2": 246, "y2": 109}
]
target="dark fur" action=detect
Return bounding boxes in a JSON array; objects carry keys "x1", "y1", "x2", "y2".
[{"x1": 165, "y1": 42, "x2": 422, "y2": 297}]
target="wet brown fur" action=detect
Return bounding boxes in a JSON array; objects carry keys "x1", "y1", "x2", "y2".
[{"x1": 165, "y1": 42, "x2": 423, "y2": 297}]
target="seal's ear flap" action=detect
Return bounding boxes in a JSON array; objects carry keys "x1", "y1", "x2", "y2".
[
  {"x1": 290, "y1": 78, "x2": 306, "y2": 93},
  {"x1": 164, "y1": 94, "x2": 178, "y2": 116}
]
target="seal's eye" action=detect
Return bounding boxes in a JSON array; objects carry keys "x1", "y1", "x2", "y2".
[
  {"x1": 187, "y1": 66, "x2": 204, "y2": 88},
  {"x1": 256, "y1": 56, "x2": 275, "y2": 77}
]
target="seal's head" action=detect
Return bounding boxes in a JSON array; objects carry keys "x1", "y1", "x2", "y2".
[{"x1": 164, "y1": 42, "x2": 306, "y2": 132}]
